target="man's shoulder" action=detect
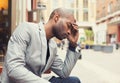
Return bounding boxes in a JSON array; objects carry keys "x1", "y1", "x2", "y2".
[
  {"x1": 13, "y1": 22, "x2": 38, "y2": 35},
  {"x1": 18, "y1": 22, "x2": 39, "y2": 31},
  {"x1": 23, "y1": 22, "x2": 38, "y2": 27},
  {"x1": 21, "y1": 22, "x2": 37, "y2": 24}
]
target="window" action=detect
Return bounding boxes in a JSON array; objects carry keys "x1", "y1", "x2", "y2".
[
  {"x1": 76, "y1": 10, "x2": 79, "y2": 21},
  {"x1": 108, "y1": 2, "x2": 113, "y2": 13},
  {"x1": 83, "y1": 10, "x2": 88, "y2": 21},
  {"x1": 76, "y1": 0, "x2": 79, "y2": 8},
  {"x1": 102, "y1": 7, "x2": 106, "y2": 16},
  {"x1": 83, "y1": 0, "x2": 88, "y2": 8}
]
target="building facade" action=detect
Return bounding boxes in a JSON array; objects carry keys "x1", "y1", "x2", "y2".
[
  {"x1": 10, "y1": 0, "x2": 46, "y2": 32},
  {"x1": 96, "y1": 0, "x2": 120, "y2": 45}
]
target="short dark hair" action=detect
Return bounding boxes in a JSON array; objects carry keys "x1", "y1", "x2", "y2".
[{"x1": 49, "y1": 8, "x2": 73, "y2": 20}]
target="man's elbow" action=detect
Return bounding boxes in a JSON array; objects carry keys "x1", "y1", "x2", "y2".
[{"x1": 59, "y1": 71, "x2": 70, "y2": 78}]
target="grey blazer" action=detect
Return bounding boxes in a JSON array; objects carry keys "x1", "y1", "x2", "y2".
[{"x1": 1, "y1": 22, "x2": 81, "y2": 83}]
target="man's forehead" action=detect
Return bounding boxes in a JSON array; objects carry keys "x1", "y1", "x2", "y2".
[{"x1": 67, "y1": 16, "x2": 76, "y2": 23}]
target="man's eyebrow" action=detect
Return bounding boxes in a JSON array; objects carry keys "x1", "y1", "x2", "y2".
[{"x1": 72, "y1": 23, "x2": 78, "y2": 26}]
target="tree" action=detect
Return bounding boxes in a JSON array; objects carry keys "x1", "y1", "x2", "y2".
[{"x1": 85, "y1": 29, "x2": 94, "y2": 43}]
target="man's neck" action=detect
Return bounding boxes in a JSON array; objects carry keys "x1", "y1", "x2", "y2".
[{"x1": 44, "y1": 22, "x2": 54, "y2": 40}]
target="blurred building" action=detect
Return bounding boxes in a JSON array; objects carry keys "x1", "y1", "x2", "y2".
[
  {"x1": 96, "y1": 0, "x2": 120, "y2": 45},
  {"x1": 11, "y1": 0, "x2": 46, "y2": 33}
]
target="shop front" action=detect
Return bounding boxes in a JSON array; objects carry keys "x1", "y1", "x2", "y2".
[{"x1": 107, "y1": 16, "x2": 120, "y2": 49}]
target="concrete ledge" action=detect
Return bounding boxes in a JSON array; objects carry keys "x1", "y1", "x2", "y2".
[
  {"x1": 93, "y1": 45, "x2": 102, "y2": 51},
  {"x1": 93, "y1": 45, "x2": 113, "y2": 53},
  {"x1": 102, "y1": 45, "x2": 113, "y2": 53}
]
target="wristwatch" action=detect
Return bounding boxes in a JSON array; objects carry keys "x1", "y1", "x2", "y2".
[
  {"x1": 69, "y1": 42, "x2": 81, "y2": 53},
  {"x1": 75, "y1": 45, "x2": 81, "y2": 53}
]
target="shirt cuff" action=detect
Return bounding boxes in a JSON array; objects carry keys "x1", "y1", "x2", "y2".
[
  {"x1": 69, "y1": 46, "x2": 76, "y2": 52},
  {"x1": 69, "y1": 44, "x2": 81, "y2": 53}
]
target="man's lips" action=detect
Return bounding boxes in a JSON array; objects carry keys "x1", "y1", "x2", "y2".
[{"x1": 62, "y1": 34, "x2": 67, "y2": 39}]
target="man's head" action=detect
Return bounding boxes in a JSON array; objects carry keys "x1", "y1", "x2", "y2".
[
  {"x1": 48, "y1": 8, "x2": 77, "y2": 40},
  {"x1": 49, "y1": 8, "x2": 74, "y2": 20}
]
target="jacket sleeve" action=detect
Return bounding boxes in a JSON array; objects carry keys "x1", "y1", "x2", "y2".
[
  {"x1": 51, "y1": 49, "x2": 81, "y2": 78},
  {"x1": 5, "y1": 23, "x2": 50, "y2": 83}
]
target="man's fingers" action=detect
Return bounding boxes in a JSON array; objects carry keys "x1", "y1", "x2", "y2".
[
  {"x1": 67, "y1": 32, "x2": 79, "y2": 43},
  {"x1": 72, "y1": 23, "x2": 78, "y2": 30}
]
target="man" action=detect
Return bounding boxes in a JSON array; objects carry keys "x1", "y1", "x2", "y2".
[{"x1": 1, "y1": 8, "x2": 81, "y2": 83}]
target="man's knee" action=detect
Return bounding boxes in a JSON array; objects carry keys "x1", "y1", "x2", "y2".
[{"x1": 67, "y1": 76, "x2": 81, "y2": 83}]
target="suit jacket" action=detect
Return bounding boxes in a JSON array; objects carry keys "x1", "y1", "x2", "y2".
[{"x1": 1, "y1": 22, "x2": 81, "y2": 83}]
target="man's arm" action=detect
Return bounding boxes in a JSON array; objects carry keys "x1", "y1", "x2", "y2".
[
  {"x1": 51, "y1": 48, "x2": 81, "y2": 78},
  {"x1": 51, "y1": 22, "x2": 81, "y2": 78}
]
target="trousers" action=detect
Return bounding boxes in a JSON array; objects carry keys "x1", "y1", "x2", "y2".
[{"x1": 49, "y1": 76, "x2": 81, "y2": 83}]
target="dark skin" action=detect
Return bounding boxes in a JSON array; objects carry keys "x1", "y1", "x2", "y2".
[{"x1": 44, "y1": 10, "x2": 79, "y2": 47}]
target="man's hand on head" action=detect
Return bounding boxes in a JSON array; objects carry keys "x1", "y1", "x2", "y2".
[{"x1": 67, "y1": 23, "x2": 79, "y2": 48}]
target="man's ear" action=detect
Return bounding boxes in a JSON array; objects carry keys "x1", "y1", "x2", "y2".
[{"x1": 54, "y1": 14, "x2": 59, "y2": 23}]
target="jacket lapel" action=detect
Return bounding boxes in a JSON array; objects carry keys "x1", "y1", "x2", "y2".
[
  {"x1": 38, "y1": 23, "x2": 47, "y2": 72},
  {"x1": 42, "y1": 39, "x2": 56, "y2": 73}
]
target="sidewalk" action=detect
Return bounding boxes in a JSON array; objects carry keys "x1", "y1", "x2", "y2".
[{"x1": 78, "y1": 49, "x2": 120, "y2": 83}]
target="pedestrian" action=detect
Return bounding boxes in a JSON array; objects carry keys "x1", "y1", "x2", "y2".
[{"x1": 1, "y1": 8, "x2": 81, "y2": 83}]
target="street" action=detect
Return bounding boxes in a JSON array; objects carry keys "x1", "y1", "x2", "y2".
[{"x1": 53, "y1": 47, "x2": 120, "y2": 83}]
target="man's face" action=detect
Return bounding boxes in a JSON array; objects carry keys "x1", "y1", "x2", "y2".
[{"x1": 52, "y1": 15, "x2": 77, "y2": 40}]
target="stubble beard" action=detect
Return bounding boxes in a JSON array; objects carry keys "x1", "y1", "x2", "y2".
[{"x1": 52, "y1": 25, "x2": 63, "y2": 40}]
